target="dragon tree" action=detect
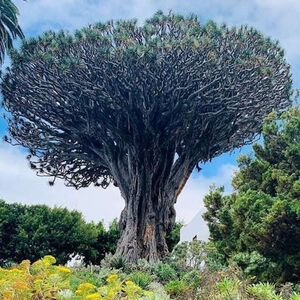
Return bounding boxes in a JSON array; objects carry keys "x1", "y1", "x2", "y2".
[{"x1": 1, "y1": 12, "x2": 292, "y2": 262}]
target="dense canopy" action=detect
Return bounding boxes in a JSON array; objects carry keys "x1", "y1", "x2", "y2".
[{"x1": 2, "y1": 12, "x2": 291, "y2": 190}]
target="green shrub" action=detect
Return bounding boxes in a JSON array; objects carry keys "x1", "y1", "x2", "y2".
[
  {"x1": 154, "y1": 263, "x2": 177, "y2": 283},
  {"x1": 230, "y1": 251, "x2": 278, "y2": 282},
  {"x1": 216, "y1": 277, "x2": 243, "y2": 299},
  {"x1": 129, "y1": 271, "x2": 154, "y2": 289},
  {"x1": 164, "y1": 279, "x2": 190, "y2": 298},
  {"x1": 181, "y1": 269, "x2": 201, "y2": 288},
  {"x1": 101, "y1": 253, "x2": 128, "y2": 270},
  {"x1": 203, "y1": 108, "x2": 300, "y2": 283},
  {"x1": 247, "y1": 283, "x2": 282, "y2": 300}
]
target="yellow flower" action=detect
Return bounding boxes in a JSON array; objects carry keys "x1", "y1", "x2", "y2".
[
  {"x1": 56, "y1": 266, "x2": 72, "y2": 274},
  {"x1": 85, "y1": 292, "x2": 101, "y2": 300},
  {"x1": 42, "y1": 255, "x2": 56, "y2": 265},
  {"x1": 75, "y1": 290, "x2": 83, "y2": 296},
  {"x1": 125, "y1": 280, "x2": 134, "y2": 286},
  {"x1": 106, "y1": 274, "x2": 118, "y2": 283},
  {"x1": 76, "y1": 283, "x2": 97, "y2": 297},
  {"x1": 8, "y1": 268, "x2": 23, "y2": 275}
]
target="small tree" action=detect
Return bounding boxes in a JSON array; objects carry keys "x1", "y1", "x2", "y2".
[
  {"x1": 204, "y1": 108, "x2": 300, "y2": 283},
  {"x1": 1, "y1": 12, "x2": 292, "y2": 262}
]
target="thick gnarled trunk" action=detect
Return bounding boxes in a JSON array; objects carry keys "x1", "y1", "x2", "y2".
[
  {"x1": 116, "y1": 180, "x2": 176, "y2": 263},
  {"x1": 112, "y1": 146, "x2": 195, "y2": 263}
]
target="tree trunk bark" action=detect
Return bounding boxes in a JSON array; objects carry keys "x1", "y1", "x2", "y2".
[
  {"x1": 111, "y1": 145, "x2": 195, "y2": 263},
  {"x1": 115, "y1": 172, "x2": 177, "y2": 263}
]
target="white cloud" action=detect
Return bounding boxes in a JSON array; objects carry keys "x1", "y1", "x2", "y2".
[
  {"x1": 0, "y1": 143, "x2": 124, "y2": 225},
  {"x1": 0, "y1": 143, "x2": 235, "y2": 225},
  {"x1": 176, "y1": 164, "x2": 236, "y2": 224}
]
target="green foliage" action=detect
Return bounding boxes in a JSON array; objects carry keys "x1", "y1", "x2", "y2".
[
  {"x1": 247, "y1": 283, "x2": 282, "y2": 300},
  {"x1": 0, "y1": 201, "x2": 121, "y2": 266},
  {"x1": 181, "y1": 270, "x2": 201, "y2": 288},
  {"x1": 0, "y1": 0, "x2": 24, "y2": 64},
  {"x1": 164, "y1": 280, "x2": 190, "y2": 298},
  {"x1": 204, "y1": 107, "x2": 300, "y2": 283},
  {"x1": 229, "y1": 251, "x2": 277, "y2": 282},
  {"x1": 0, "y1": 200, "x2": 97, "y2": 265},
  {"x1": 216, "y1": 277, "x2": 243, "y2": 300},
  {"x1": 170, "y1": 240, "x2": 225, "y2": 272},
  {"x1": 0, "y1": 200, "x2": 182, "y2": 266},
  {"x1": 166, "y1": 221, "x2": 183, "y2": 252},
  {"x1": 101, "y1": 253, "x2": 128, "y2": 270},
  {"x1": 129, "y1": 271, "x2": 154, "y2": 289},
  {"x1": 87, "y1": 219, "x2": 121, "y2": 264},
  {"x1": 197, "y1": 265, "x2": 249, "y2": 300},
  {"x1": 172, "y1": 240, "x2": 206, "y2": 269},
  {"x1": 154, "y1": 263, "x2": 177, "y2": 283}
]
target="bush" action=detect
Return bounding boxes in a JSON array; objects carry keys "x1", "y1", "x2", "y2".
[
  {"x1": 170, "y1": 240, "x2": 224, "y2": 273},
  {"x1": 0, "y1": 256, "x2": 164, "y2": 299},
  {"x1": 164, "y1": 280, "x2": 190, "y2": 298},
  {"x1": 0, "y1": 200, "x2": 182, "y2": 267},
  {"x1": 181, "y1": 270, "x2": 201, "y2": 288},
  {"x1": 247, "y1": 283, "x2": 282, "y2": 300},
  {"x1": 101, "y1": 253, "x2": 128, "y2": 270},
  {"x1": 154, "y1": 263, "x2": 177, "y2": 283},
  {"x1": 129, "y1": 271, "x2": 154, "y2": 289}
]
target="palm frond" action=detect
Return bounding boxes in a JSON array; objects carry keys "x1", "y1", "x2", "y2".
[{"x1": 0, "y1": 0, "x2": 24, "y2": 64}]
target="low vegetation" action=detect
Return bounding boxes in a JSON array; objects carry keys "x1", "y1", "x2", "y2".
[{"x1": 1, "y1": 242, "x2": 300, "y2": 300}]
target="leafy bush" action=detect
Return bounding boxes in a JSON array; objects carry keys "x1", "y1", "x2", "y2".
[
  {"x1": 181, "y1": 270, "x2": 201, "y2": 288},
  {"x1": 247, "y1": 283, "x2": 282, "y2": 300},
  {"x1": 154, "y1": 263, "x2": 177, "y2": 283},
  {"x1": 164, "y1": 280, "x2": 190, "y2": 298},
  {"x1": 0, "y1": 201, "x2": 98, "y2": 265},
  {"x1": 0, "y1": 201, "x2": 122, "y2": 266},
  {"x1": 165, "y1": 222, "x2": 183, "y2": 252},
  {"x1": 101, "y1": 253, "x2": 128, "y2": 270},
  {"x1": 170, "y1": 240, "x2": 224, "y2": 274},
  {"x1": 129, "y1": 271, "x2": 154, "y2": 289},
  {"x1": 0, "y1": 256, "x2": 164, "y2": 299}
]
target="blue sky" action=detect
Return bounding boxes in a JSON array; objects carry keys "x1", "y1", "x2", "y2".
[{"x1": 0, "y1": 0, "x2": 299, "y2": 227}]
